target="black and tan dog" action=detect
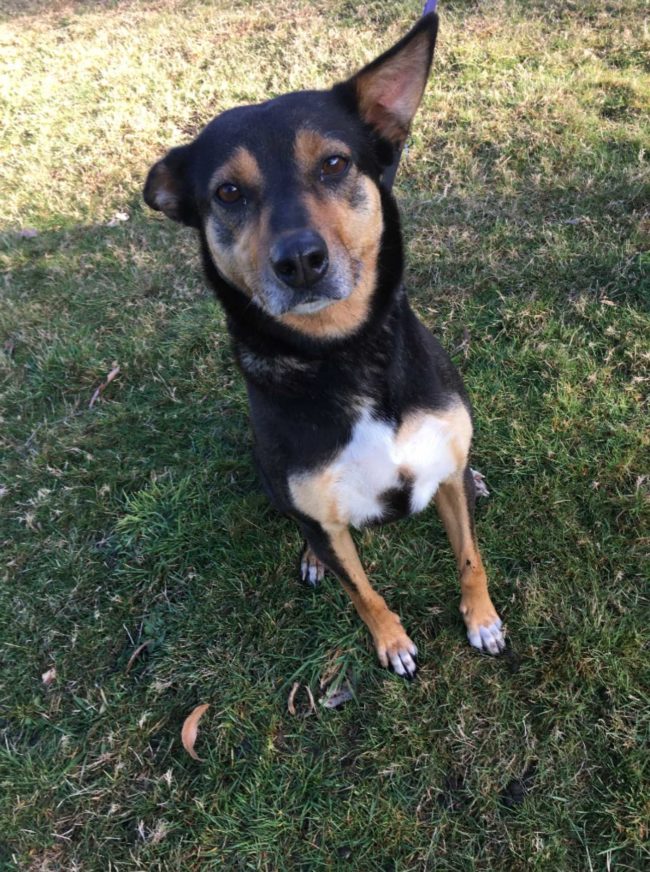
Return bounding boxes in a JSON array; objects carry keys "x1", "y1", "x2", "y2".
[{"x1": 144, "y1": 13, "x2": 505, "y2": 678}]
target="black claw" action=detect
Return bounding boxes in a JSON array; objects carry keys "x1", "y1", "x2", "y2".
[{"x1": 388, "y1": 662, "x2": 418, "y2": 681}]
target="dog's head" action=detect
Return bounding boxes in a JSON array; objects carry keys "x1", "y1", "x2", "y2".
[{"x1": 144, "y1": 15, "x2": 438, "y2": 341}]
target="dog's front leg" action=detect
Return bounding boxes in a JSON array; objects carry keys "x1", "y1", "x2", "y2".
[
  {"x1": 435, "y1": 466, "x2": 505, "y2": 655},
  {"x1": 300, "y1": 520, "x2": 418, "y2": 678}
]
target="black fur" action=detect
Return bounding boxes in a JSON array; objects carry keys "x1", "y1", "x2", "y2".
[
  {"x1": 140, "y1": 12, "x2": 508, "y2": 674},
  {"x1": 144, "y1": 11, "x2": 478, "y2": 568},
  {"x1": 143, "y1": 12, "x2": 474, "y2": 529}
]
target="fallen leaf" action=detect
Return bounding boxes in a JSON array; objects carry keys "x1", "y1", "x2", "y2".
[
  {"x1": 42, "y1": 667, "x2": 57, "y2": 686},
  {"x1": 287, "y1": 681, "x2": 300, "y2": 716},
  {"x1": 470, "y1": 467, "x2": 490, "y2": 498},
  {"x1": 89, "y1": 364, "x2": 121, "y2": 409},
  {"x1": 320, "y1": 680, "x2": 354, "y2": 709},
  {"x1": 107, "y1": 210, "x2": 130, "y2": 226},
  {"x1": 181, "y1": 704, "x2": 210, "y2": 761},
  {"x1": 149, "y1": 819, "x2": 170, "y2": 844},
  {"x1": 319, "y1": 650, "x2": 344, "y2": 690},
  {"x1": 125, "y1": 639, "x2": 153, "y2": 674}
]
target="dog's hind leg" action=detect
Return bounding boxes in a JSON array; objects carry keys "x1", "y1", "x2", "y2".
[
  {"x1": 435, "y1": 466, "x2": 505, "y2": 654},
  {"x1": 299, "y1": 542, "x2": 326, "y2": 588},
  {"x1": 299, "y1": 520, "x2": 418, "y2": 677}
]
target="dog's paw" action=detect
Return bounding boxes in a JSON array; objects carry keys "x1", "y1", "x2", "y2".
[
  {"x1": 466, "y1": 618, "x2": 505, "y2": 655},
  {"x1": 461, "y1": 594, "x2": 505, "y2": 655},
  {"x1": 299, "y1": 544, "x2": 326, "y2": 588},
  {"x1": 374, "y1": 614, "x2": 418, "y2": 679}
]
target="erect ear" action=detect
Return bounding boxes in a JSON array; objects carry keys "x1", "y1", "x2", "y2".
[
  {"x1": 347, "y1": 13, "x2": 438, "y2": 148},
  {"x1": 143, "y1": 144, "x2": 199, "y2": 227}
]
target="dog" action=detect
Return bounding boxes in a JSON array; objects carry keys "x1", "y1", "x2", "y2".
[{"x1": 143, "y1": 12, "x2": 505, "y2": 678}]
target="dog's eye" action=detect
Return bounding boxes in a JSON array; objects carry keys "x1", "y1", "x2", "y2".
[
  {"x1": 320, "y1": 155, "x2": 349, "y2": 179},
  {"x1": 215, "y1": 183, "x2": 242, "y2": 204}
]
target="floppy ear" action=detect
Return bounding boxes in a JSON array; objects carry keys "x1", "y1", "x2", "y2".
[
  {"x1": 143, "y1": 144, "x2": 199, "y2": 227},
  {"x1": 347, "y1": 13, "x2": 438, "y2": 148}
]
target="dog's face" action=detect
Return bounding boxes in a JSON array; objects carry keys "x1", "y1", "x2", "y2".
[{"x1": 144, "y1": 16, "x2": 438, "y2": 339}]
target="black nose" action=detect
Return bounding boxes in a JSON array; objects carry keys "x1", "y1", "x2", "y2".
[{"x1": 270, "y1": 230, "x2": 329, "y2": 289}]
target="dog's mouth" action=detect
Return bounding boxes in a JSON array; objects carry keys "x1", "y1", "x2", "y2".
[
  {"x1": 287, "y1": 296, "x2": 338, "y2": 315},
  {"x1": 256, "y1": 258, "x2": 353, "y2": 318}
]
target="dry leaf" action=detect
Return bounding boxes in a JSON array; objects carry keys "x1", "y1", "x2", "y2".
[
  {"x1": 107, "y1": 211, "x2": 130, "y2": 227},
  {"x1": 470, "y1": 468, "x2": 490, "y2": 498},
  {"x1": 319, "y1": 650, "x2": 344, "y2": 690},
  {"x1": 287, "y1": 681, "x2": 300, "y2": 716},
  {"x1": 181, "y1": 704, "x2": 210, "y2": 761},
  {"x1": 42, "y1": 667, "x2": 57, "y2": 686},
  {"x1": 288, "y1": 681, "x2": 317, "y2": 716},
  {"x1": 320, "y1": 680, "x2": 354, "y2": 709},
  {"x1": 89, "y1": 364, "x2": 121, "y2": 409},
  {"x1": 125, "y1": 639, "x2": 153, "y2": 674}
]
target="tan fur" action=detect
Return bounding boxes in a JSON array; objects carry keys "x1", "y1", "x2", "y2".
[
  {"x1": 210, "y1": 146, "x2": 263, "y2": 192},
  {"x1": 435, "y1": 473, "x2": 500, "y2": 636},
  {"x1": 289, "y1": 402, "x2": 478, "y2": 661},
  {"x1": 395, "y1": 403, "x2": 473, "y2": 475},
  {"x1": 147, "y1": 162, "x2": 183, "y2": 218},
  {"x1": 293, "y1": 129, "x2": 350, "y2": 176},
  {"x1": 206, "y1": 218, "x2": 260, "y2": 299},
  {"x1": 280, "y1": 177, "x2": 383, "y2": 338},
  {"x1": 355, "y1": 30, "x2": 432, "y2": 144},
  {"x1": 289, "y1": 401, "x2": 472, "y2": 527},
  {"x1": 289, "y1": 469, "x2": 343, "y2": 527},
  {"x1": 205, "y1": 148, "x2": 268, "y2": 298},
  {"x1": 319, "y1": 523, "x2": 416, "y2": 668}
]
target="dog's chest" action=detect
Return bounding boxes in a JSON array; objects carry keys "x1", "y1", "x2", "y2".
[{"x1": 290, "y1": 404, "x2": 471, "y2": 529}]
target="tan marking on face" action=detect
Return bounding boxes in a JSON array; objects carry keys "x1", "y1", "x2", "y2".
[
  {"x1": 204, "y1": 147, "x2": 268, "y2": 299},
  {"x1": 209, "y1": 146, "x2": 263, "y2": 192},
  {"x1": 280, "y1": 176, "x2": 383, "y2": 339},
  {"x1": 293, "y1": 129, "x2": 351, "y2": 177},
  {"x1": 205, "y1": 216, "x2": 262, "y2": 299}
]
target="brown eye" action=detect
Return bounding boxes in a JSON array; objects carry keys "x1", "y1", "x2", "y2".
[
  {"x1": 215, "y1": 183, "x2": 242, "y2": 204},
  {"x1": 320, "y1": 155, "x2": 349, "y2": 179}
]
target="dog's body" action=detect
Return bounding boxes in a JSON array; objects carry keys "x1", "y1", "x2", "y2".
[{"x1": 144, "y1": 13, "x2": 505, "y2": 676}]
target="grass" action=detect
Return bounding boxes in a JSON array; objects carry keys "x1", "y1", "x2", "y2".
[{"x1": 0, "y1": 0, "x2": 648, "y2": 868}]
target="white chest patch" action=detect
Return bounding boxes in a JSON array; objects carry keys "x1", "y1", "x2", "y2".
[{"x1": 290, "y1": 403, "x2": 472, "y2": 529}]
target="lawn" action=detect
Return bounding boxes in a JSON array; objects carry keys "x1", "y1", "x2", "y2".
[{"x1": 0, "y1": 0, "x2": 648, "y2": 868}]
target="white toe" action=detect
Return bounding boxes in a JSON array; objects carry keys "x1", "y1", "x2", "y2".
[
  {"x1": 390, "y1": 653, "x2": 406, "y2": 676},
  {"x1": 401, "y1": 652, "x2": 417, "y2": 674},
  {"x1": 469, "y1": 621, "x2": 505, "y2": 654}
]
